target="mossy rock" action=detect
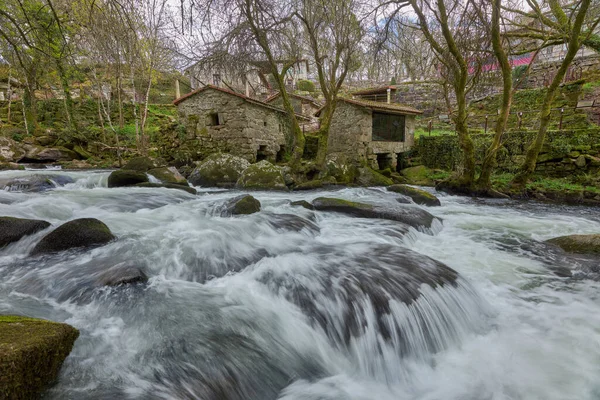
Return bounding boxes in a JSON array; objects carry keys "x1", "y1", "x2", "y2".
[
  {"x1": 387, "y1": 185, "x2": 441, "y2": 206},
  {"x1": 400, "y1": 165, "x2": 434, "y2": 186},
  {"x1": 355, "y1": 167, "x2": 393, "y2": 187},
  {"x1": 31, "y1": 218, "x2": 116, "y2": 255},
  {"x1": 236, "y1": 160, "x2": 287, "y2": 191},
  {"x1": 134, "y1": 182, "x2": 197, "y2": 195},
  {"x1": 322, "y1": 156, "x2": 357, "y2": 184},
  {"x1": 290, "y1": 200, "x2": 315, "y2": 210},
  {"x1": 0, "y1": 315, "x2": 79, "y2": 400},
  {"x1": 293, "y1": 179, "x2": 324, "y2": 191},
  {"x1": 122, "y1": 156, "x2": 163, "y2": 172},
  {"x1": 221, "y1": 194, "x2": 261, "y2": 216},
  {"x1": 0, "y1": 217, "x2": 51, "y2": 248},
  {"x1": 73, "y1": 145, "x2": 93, "y2": 160},
  {"x1": 147, "y1": 167, "x2": 188, "y2": 185},
  {"x1": 189, "y1": 153, "x2": 250, "y2": 187},
  {"x1": 546, "y1": 234, "x2": 600, "y2": 254},
  {"x1": 107, "y1": 170, "x2": 149, "y2": 188}
]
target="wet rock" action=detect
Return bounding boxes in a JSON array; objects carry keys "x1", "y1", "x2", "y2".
[
  {"x1": 189, "y1": 153, "x2": 250, "y2": 187},
  {"x1": 134, "y1": 182, "x2": 197, "y2": 195},
  {"x1": 236, "y1": 160, "x2": 287, "y2": 191},
  {"x1": 355, "y1": 167, "x2": 393, "y2": 187},
  {"x1": 107, "y1": 170, "x2": 149, "y2": 188},
  {"x1": 0, "y1": 174, "x2": 75, "y2": 192},
  {"x1": 0, "y1": 137, "x2": 26, "y2": 162},
  {"x1": 264, "y1": 213, "x2": 319, "y2": 234},
  {"x1": 221, "y1": 195, "x2": 261, "y2": 216},
  {"x1": 312, "y1": 197, "x2": 438, "y2": 229},
  {"x1": 31, "y1": 218, "x2": 116, "y2": 255},
  {"x1": 400, "y1": 165, "x2": 434, "y2": 186},
  {"x1": 148, "y1": 167, "x2": 188, "y2": 185},
  {"x1": 18, "y1": 146, "x2": 79, "y2": 163},
  {"x1": 0, "y1": 217, "x2": 51, "y2": 248},
  {"x1": 122, "y1": 156, "x2": 163, "y2": 172},
  {"x1": 0, "y1": 315, "x2": 79, "y2": 400},
  {"x1": 290, "y1": 200, "x2": 315, "y2": 210},
  {"x1": 97, "y1": 263, "x2": 148, "y2": 286},
  {"x1": 388, "y1": 184, "x2": 441, "y2": 206},
  {"x1": 293, "y1": 179, "x2": 324, "y2": 191},
  {"x1": 546, "y1": 234, "x2": 600, "y2": 254}
]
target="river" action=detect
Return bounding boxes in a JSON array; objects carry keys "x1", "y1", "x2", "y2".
[{"x1": 1, "y1": 169, "x2": 599, "y2": 400}]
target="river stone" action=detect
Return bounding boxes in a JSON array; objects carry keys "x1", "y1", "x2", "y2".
[
  {"x1": 236, "y1": 160, "x2": 287, "y2": 191},
  {"x1": 107, "y1": 170, "x2": 149, "y2": 188},
  {"x1": 221, "y1": 195, "x2": 261, "y2": 216},
  {"x1": 546, "y1": 234, "x2": 600, "y2": 254},
  {"x1": 148, "y1": 167, "x2": 188, "y2": 185},
  {"x1": 97, "y1": 263, "x2": 149, "y2": 287},
  {"x1": 31, "y1": 218, "x2": 116, "y2": 255},
  {"x1": 0, "y1": 217, "x2": 51, "y2": 248},
  {"x1": 189, "y1": 153, "x2": 250, "y2": 187},
  {"x1": 388, "y1": 184, "x2": 441, "y2": 206},
  {"x1": 293, "y1": 179, "x2": 324, "y2": 190},
  {"x1": 134, "y1": 182, "x2": 197, "y2": 195},
  {"x1": 0, "y1": 174, "x2": 75, "y2": 192},
  {"x1": 18, "y1": 146, "x2": 79, "y2": 163},
  {"x1": 290, "y1": 200, "x2": 315, "y2": 210},
  {"x1": 264, "y1": 213, "x2": 320, "y2": 234},
  {"x1": 0, "y1": 315, "x2": 79, "y2": 400},
  {"x1": 312, "y1": 197, "x2": 438, "y2": 229},
  {"x1": 355, "y1": 167, "x2": 393, "y2": 187},
  {"x1": 122, "y1": 156, "x2": 163, "y2": 172}
]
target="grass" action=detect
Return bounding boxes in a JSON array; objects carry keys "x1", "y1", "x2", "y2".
[
  {"x1": 414, "y1": 127, "x2": 456, "y2": 138},
  {"x1": 491, "y1": 172, "x2": 600, "y2": 194}
]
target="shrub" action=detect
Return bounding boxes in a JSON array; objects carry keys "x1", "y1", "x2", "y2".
[{"x1": 297, "y1": 79, "x2": 315, "y2": 92}]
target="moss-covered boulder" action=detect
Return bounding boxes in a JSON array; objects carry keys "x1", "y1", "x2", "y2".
[
  {"x1": 221, "y1": 195, "x2": 261, "y2": 216},
  {"x1": 546, "y1": 234, "x2": 600, "y2": 254},
  {"x1": 31, "y1": 218, "x2": 116, "y2": 255},
  {"x1": 236, "y1": 160, "x2": 287, "y2": 191},
  {"x1": 355, "y1": 167, "x2": 394, "y2": 187},
  {"x1": 293, "y1": 179, "x2": 324, "y2": 191},
  {"x1": 122, "y1": 156, "x2": 163, "y2": 172},
  {"x1": 322, "y1": 155, "x2": 357, "y2": 184},
  {"x1": 0, "y1": 217, "x2": 51, "y2": 248},
  {"x1": 290, "y1": 200, "x2": 315, "y2": 210},
  {"x1": 400, "y1": 165, "x2": 434, "y2": 186},
  {"x1": 0, "y1": 137, "x2": 26, "y2": 162},
  {"x1": 387, "y1": 185, "x2": 441, "y2": 206},
  {"x1": 134, "y1": 182, "x2": 197, "y2": 195},
  {"x1": 107, "y1": 170, "x2": 149, "y2": 188},
  {"x1": 147, "y1": 167, "x2": 188, "y2": 185},
  {"x1": 189, "y1": 153, "x2": 250, "y2": 187},
  {"x1": 312, "y1": 197, "x2": 438, "y2": 229},
  {"x1": 73, "y1": 145, "x2": 93, "y2": 160},
  {"x1": 0, "y1": 315, "x2": 79, "y2": 400},
  {"x1": 18, "y1": 146, "x2": 79, "y2": 163}
]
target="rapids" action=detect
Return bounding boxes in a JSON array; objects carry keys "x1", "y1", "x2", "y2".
[{"x1": 1, "y1": 169, "x2": 600, "y2": 400}]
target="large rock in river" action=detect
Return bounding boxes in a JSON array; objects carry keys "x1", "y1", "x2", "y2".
[
  {"x1": 0, "y1": 174, "x2": 75, "y2": 192},
  {"x1": 135, "y1": 182, "x2": 197, "y2": 195},
  {"x1": 189, "y1": 153, "x2": 250, "y2": 187},
  {"x1": 312, "y1": 197, "x2": 438, "y2": 229},
  {"x1": 147, "y1": 167, "x2": 188, "y2": 185},
  {"x1": 546, "y1": 234, "x2": 600, "y2": 254},
  {"x1": 236, "y1": 160, "x2": 287, "y2": 191},
  {"x1": 18, "y1": 146, "x2": 79, "y2": 163},
  {"x1": 122, "y1": 156, "x2": 164, "y2": 172},
  {"x1": 355, "y1": 167, "x2": 393, "y2": 187},
  {"x1": 107, "y1": 170, "x2": 149, "y2": 188},
  {"x1": 0, "y1": 217, "x2": 51, "y2": 248},
  {"x1": 220, "y1": 195, "x2": 261, "y2": 216},
  {"x1": 31, "y1": 218, "x2": 116, "y2": 255},
  {"x1": 387, "y1": 184, "x2": 441, "y2": 206},
  {"x1": 0, "y1": 315, "x2": 79, "y2": 399}
]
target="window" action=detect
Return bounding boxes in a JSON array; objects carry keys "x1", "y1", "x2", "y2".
[
  {"x1": 213, "y1": 74, "x2": 221, "y2": 86},
  {"x1": 372, "y1": 112, "x2": 405, "y2": 142},
  {"x1": 208, "y1": 112, "x2": 222, "y2": 126}
]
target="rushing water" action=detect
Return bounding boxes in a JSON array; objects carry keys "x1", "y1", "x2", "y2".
[{"x1": 1, "y1": 169, "x2": 600, "y2": 400}]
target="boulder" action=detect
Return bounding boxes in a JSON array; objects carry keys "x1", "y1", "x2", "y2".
[
  {"x1": 264, "y1": 213, "x2": 320, "y2": 234},
  {"x1": 134, "y1": 182, "x2": 197, "y2": 195},
  {"x1": 107, "y1": 170, "x2": 149, "y2": 188},
  {"x1": 355, "y1": 167, "x2": 393, "y2": 187},
  {"x1": 18, "y1": 147, "x2": 79, "y2": 163},
  {"x1": 0, "y1": 316, "x2": 79, "y2": 400},
  {"x1": 290, "y1": 200, "x2": 315, "y2": 210},
  {"x1": 322, "y1": 155, "x2": 357, "y2": 184},
  {"x1": 0, "y1": 137, "x2": 26, "y2": 162},
  {"x1": 387, "y1": 185, "x2": 441, "y2": 206},
  {"x1": 236, "y1": 160, "x2": 287, "y2": 191},
  {"x1": 0, "y1": 174, "x2": 75, "y2": 193},
  {"x1": 97, "y1": 263, "x2": 149, "y2": 287},
  {"x1": 312, "y1": 197, "x2": 438, "y2": 229},
  {"x1": 35, "y1": 135, "x2": 56, "y2": 147},
  {"x1": 546, "y1": 234, "x2": 600, "y2": 254},
  {"x1": 293, "y1": 179, "x2": 324, "y2": 191},
  {"x1": 221, "y1": 195, "x2": 261, "y2": 216},
  {"x1": 189, "y1": 153, "x2": 250, "y2": 187},
  {"x1": 31, "y1": 218, "x2": 116, "y2": 255},
  {"x1": 73, "y1": 145, "x2": 93, "y2": 160},
  {"x1": 400, "y1": 165, "x2": 434, "y2": 186},
  {"x1": 122, "y1": 156, "x2": 163, "y2": 172},
  {"x1": 0, "y1": 217, "x2": 51, "y2": 248},
  {"x1": 147, "y1": 167, "x2": 188, "y2": 185}
]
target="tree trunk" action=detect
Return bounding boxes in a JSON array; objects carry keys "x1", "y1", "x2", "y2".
[
  {"x1": 6, "y1": 65, "x2": 12, "y2": 123},
  {"x1": 55, "y1": 60, "x2": 77, "y2": 133},
  {"x1": 22, "y1": 77, "x2": 38, "y2": 135},
  {"x1": 139, "y1": 76, "x2": 153, "y2": 155},
  {"x1": 315, "y1": 102, "x2": 336, "y2": 166},
  {"x1": 454, "y1": 87, "x2": 475, "y2": 185},
  {"x1": 276, "y1": 75, "x2": 304, "y2": 165}
]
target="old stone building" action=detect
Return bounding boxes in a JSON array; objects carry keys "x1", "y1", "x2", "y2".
[
  {"x1": 265, "y1": 92, "x2": 321, "y2": 132},
  {"x1": 173, "y1": 85, "x2": 309, "y2": 162},
  {"x1": 321, "y1": 98, "x2": 422, "y2": 171}
]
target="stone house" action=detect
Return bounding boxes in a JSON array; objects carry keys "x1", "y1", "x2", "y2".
[
  {"x1": 320, "y1": 98, "x2": 422, "y2": 171},
  {"x1": 173, "y1": 85, "x2": 309, "y2": 162},
  {"x1": 265, "y1": 92, "x2": 321, "y2": 132}
]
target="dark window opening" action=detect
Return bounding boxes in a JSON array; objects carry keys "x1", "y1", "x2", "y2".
[
  {"x1": 256, "y1": 145, "x2": 268, "y2": 162},
  {"x1": 376, "y1": 153, "x2": 393, "y2": 170},
  {"x1": 276, "y1": 146, "x2": 286, "y2": 163},
  {"x1": 264, "y1": 121, "x2": 268, "y2": 127},
  {"x1": 372, "y1": 112, "x2": 405, "y2": 142},
  {"x1": 213, "y1": 74, "x2": 221, "y2": 86},
  {"x1": 209, "y1": 112, "x2": 221, "y2": 126}
]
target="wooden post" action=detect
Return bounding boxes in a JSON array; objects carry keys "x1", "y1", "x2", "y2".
[
  {"x1": 518, "y1": 112, "x2": 523, "y2": 130},
  {"x1": 559, "y1": 108, "x2": 564, "y2": 131},
  {"x1": 484, "y1": 115, "x2": 488, "y2": 134},
  {"x1": 175, "y1": 79, "x2": 181, "y2": 99},
  {"x1": 387, "y1": 88, "x2": 391, "y2": 104},
  {"x1": 428, "y1": 120, "x2": 432, "y2": 136}
]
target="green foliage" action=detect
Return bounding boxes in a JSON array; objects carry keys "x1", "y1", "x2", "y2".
[
  {"x1": 414, "y1": 127, "x2": 455, "y2": 138},
  {"x1": 512, "y1": 65, "x2": 528, "y2": 85},
  {"x1": 390, "y1": 77, "x2": 397, "y2": 85},
  {"x1": 297, "y1": 80, "x2": 316, "y2": 92}
]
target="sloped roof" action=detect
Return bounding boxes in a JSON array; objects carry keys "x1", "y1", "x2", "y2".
[
  {"x1": 173, "y1": 84, "x2": 310, "y2": 120},
  {"x1": 265, "y1": 91, "x2": 322, "y2": 108},
  {"x1": 352, "y1": 86, "x2": 397, "y2": 96},
  {"x1": 316, "y1": 97, "x2": 422, "y2": 116}
]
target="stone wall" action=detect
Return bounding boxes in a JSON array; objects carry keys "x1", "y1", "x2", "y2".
[
  {"x1": 269, "y1": 96, "x2": 320, "y2": 132},
  {"x1": 327, "y1": 101, "x2": 416, "y2": 170},
  {"x1": 176, "y1": 88, "x2": 288, "y2": 162},
  {"x1": 415, "y1": 128, "x2": 600, "y2": 176}
]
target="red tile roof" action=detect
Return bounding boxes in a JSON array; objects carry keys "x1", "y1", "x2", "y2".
[{"x1": 173, "y1": 85, "x2": 310, "y2": 120}]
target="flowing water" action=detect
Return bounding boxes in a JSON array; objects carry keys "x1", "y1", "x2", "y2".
[{"x1": 1, "y1": 169, "x2": 600, "y2": 400}]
